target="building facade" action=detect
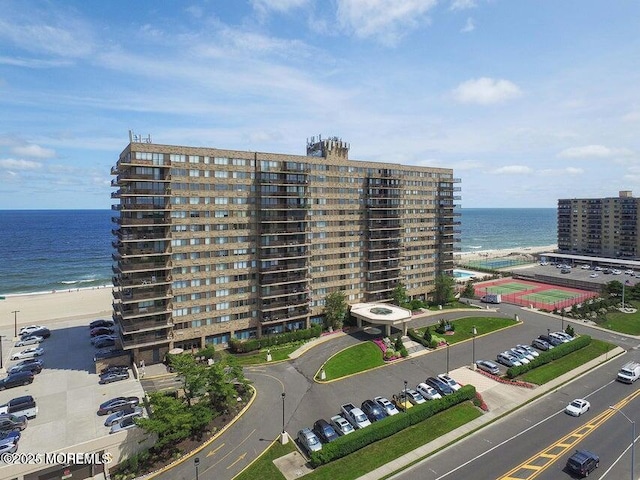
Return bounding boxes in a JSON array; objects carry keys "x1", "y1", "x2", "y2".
[
  {"x1": 111, "y1": 134, "x2": 460, "y2": 364},
  {"x1": 558, "y1": 191, "x2": 639, "y2": 259}
]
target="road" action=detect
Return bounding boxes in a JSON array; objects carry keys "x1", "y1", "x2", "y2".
[{"x1": 153, "y1": 304, "x2": 640, "y2": 480}]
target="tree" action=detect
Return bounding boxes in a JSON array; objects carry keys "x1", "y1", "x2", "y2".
[
  {"x1": 462, "y1": 281, "x2": 475, "y2": 299},
  {"x1": 391, "y1": 284, "x2": 408, "y2": 307},
  {"x1": 324, "y1": 290, "x2": 348, "y2": 330},
  {"x1": 206, "y1": 355, "x2": 249, "y2": 413},
  {"x1": 168, "y1": 353, "x2": 208, "y2": 407},
  {"x1": 136, "y1": 392, "x2": 213, "y2": 450},
  {"x1": 433, "y1": 274, "x2": 456, "y2": 306}
]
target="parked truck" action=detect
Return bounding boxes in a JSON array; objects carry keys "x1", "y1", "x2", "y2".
[
  {"x1": 340, "y1": 403, "x2": 371, "y2": 429},
  {"x1": 617, "y1": 361, "x2": 640, "y2": 384},
  {"x1": 480, "y1": 294, "x2": 502, "y2": 304}
]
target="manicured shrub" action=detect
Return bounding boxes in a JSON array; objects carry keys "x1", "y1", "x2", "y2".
[
  {"x1": 506, "y1": 335, "x2": 591, "y2": 378},
  {"x1": 227, "y1": 325, "x2": 322, "y2": 353}
]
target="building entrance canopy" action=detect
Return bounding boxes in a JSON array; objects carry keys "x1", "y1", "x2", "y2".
[{"x1": 350, "y1": 303, "x2": 412, "y2": 337}]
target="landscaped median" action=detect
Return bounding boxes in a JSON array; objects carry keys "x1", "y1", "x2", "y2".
[{"x1": 309, "y1": 385, "x2": 476, "y2": 467}]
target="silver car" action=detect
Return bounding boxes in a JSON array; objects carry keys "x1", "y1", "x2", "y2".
[
  {"x1": 103, "y1": 406, "x2": 143, "y2": 427},
  {"x1": 15, "y1": 336, "x2": 44, "y2": 348},
  {"x1": 109, "y1": 415, "x2": 139, "y2": 434},
  {"x1": 10, "y1": 347, "x2": 44, "y2": 361},
  {"x1": 297, "y1": 427, "x2": 322, "y2": 454}
]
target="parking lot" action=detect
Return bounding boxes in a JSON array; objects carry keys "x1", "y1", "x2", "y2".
[
  {"x1": 523, "y1": 262, "x2": 640, "y2": 286},
  {"x1": 0, "y1": 316, "x2": 148, "y2": 476}
]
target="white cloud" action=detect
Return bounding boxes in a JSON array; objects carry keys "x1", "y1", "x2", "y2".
[
  {"x1": 558, "y1": 144, "x2": 634, "y2": 158},
  {"x1": 452, "y1": 77, "x2": 522, "y2": 105},
  {"x1": 0, "y1": 158, "x2": 42, "y2": 170},
  {"x1": 12, "y1": 144, "x2": 55, "y2": 159},
  {"x1": 461, "y1": 17, "x2": 475, "y2": 33},
  {"x1": 336, "y1": 0, "x2": 437, "y2": 45},
  {"x1": 251, "y1": 0, "x2": 310, "y2": 14},
  {"x1": 493, "y1": 165, "x2": 533, "y2": 174},
  {"x1": 450, "y1": 0, "x2": 477, "y2": 11},
  {"x1": 539, "y1": 167, "x2": 584, "y2": 176},
  {"x1": 622, "y1": 111, "x2": 640, "y2": 122}
]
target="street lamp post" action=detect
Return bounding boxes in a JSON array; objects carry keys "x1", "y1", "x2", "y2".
[
  {"x1": 446, "y1": 342, "x2": 450, "y2": 375},
  {"x1": 12, "y1": 310, "x2": 19, "y2": 338},
  {"x1": 609, "y1": 406, "x2": 635, "y2": 480},
  {"x1": 472, "y1": 326, "x2": 477, "y2": 369},
  {"x1": 281, "y1": 392, "x2": 288, "y2": 444},
  {"x1": 561, "y1": 310, "x2": 565, "y2": 331},
  {"x1": 0, "y1": 335, "x2": 4, "y2": 371},
  {"x1": 194, "y1": 457, "x2": 200, "y2": 480},
  {"x1": 403, "y1": 380, "x2": 408, "y2": 412}
]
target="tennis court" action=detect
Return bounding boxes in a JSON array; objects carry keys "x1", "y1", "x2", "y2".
[
  {"x1": 475, "y1": 277, "x2": 598, "y2": 310},
  {"x1": 462, "y1": 258, "x2": 533, "y2": 270}
]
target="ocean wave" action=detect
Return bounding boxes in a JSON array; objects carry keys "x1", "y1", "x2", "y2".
[
  {"x1": 469, "y1": 246, "x2": 482, "y2": 249},
  {"x1": 60, "y1": 278, "x2": 102, "y2": 285}
]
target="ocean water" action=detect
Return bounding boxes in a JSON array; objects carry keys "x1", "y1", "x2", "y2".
[{"x1": 0, "y1": 208, "x2": 557, "y2": 295}]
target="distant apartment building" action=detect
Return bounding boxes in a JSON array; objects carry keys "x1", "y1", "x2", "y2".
[
  {"x1": 111, "y1": 134, "x2": 460, "y2": 364},
  {"x1": 558, "y1": 191, "x2": 639, "y2": 259}
]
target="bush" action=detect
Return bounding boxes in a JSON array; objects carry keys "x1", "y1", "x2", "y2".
[
  {"x1": 506, "y1": 335, "x2": 591, "y2": 378},
  {"x1": 400, "y1": 346, "x2": 408, "y2": 357},
  {"x1": 309, "y1": 385, "x2": 476, "y2": 467},
  {"x1": 228, "y1": 324, "x2": 322, "y2": 353},
  {"x1": 407, "y1": 328, "x2": 429, "y2": 348}
]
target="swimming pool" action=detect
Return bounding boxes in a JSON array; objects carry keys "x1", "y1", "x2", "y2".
[{"x1": 453, "y1": 269, "x2": 476, "y2": 279}]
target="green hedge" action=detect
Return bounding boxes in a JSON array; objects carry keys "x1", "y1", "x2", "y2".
[
  {"x1": 506, "y1": 335, "x2": 591, "y2": 378},
  {"x1": 407, "y1": 328, "x2": 430, "y2": 347},
  {"x1": 309, "y1": 385, "x2": 476, "y2": 467},
  {"x1": 228, "y1": 324, "x2": 322, "y2": 353}
]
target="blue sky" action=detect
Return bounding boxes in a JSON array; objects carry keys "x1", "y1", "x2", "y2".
[{"x1": 1, "y1": 0, "x2": 639, "y2": 209}]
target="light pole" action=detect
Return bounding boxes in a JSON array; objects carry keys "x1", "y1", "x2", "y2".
[
  {"x1": 609, "y1": 405, "x2": 635, "y2": 480},
  {"x1": 12, "y1": 310, "x2": 19, "y2": 338},
  {"x1": 472, "y1": 326, "x2": 477, "y2": 369},
  {"x1": 281, "y1": 392, "x2": 288, "y2": 444},
  {"x1": 194, "y1": 457, "x2": 200, "y2": 480},
  {"x1": 446, "y1": 342, "x2": 450, "y2": 375},
  {"x1": 561, "y1": 310, "x2": 565, "y2": 331},
  {"x1": 403, "y1": 380, "x2": 408, "y2": 412},
  {"x1": 0, "y1": 335, "x2": 4, "y2": 371}
]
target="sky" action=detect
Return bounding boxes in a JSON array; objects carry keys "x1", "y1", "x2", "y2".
[{"x1": 1, "y1": 0, "x2": 639, "y2": 209}]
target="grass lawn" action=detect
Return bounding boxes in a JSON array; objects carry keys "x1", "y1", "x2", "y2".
[
  {"x1": 602, "y1": 302, "x2": 640, "y2": 335},
  {"x1": 234, "y1": 439, "x2": 297, "y2": 480},
  {"x1": 416, "y1": 316, "x2": 517, "y2": 345},
  {"x1": 238, "y1": 403, "x2": 481, "y2": 480},
  {"x1": 521, "y1": 339, "x2": 615, "y2": 384},
  {"x1": 219, "y1": 342, "x2": 303, "y2": 366},
  {"x1": 320, "y1": 342, "x2": 386, "y2": 380}
]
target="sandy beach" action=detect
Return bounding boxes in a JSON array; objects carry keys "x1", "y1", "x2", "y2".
[
  {"x1": 0, "y1": 287, "x2": 113, "y2": 330},
  {"x1": 455, "y1": 244, "x2": 557, "y2": 263}
]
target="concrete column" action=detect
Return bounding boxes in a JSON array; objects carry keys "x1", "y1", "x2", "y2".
[
  {"x1": 385, "y1": 324, "x2": 391, "y2": 337},
  {"x1": 356, "y1": 317, "x2": 362, "y2": 328}
]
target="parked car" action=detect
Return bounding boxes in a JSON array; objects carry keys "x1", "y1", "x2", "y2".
[
  {"x1": 538, "y1": 334, "x2": 563, "y2": 347},
  {"x1": 438, "y1": 374, "x2": 462, "y2": 391},
  {"x1": 91, "y1": 334, "x2": 116, "y2": 345},
  {"x1": 425, "y1": 376, "x2": 454, "y2": 396},
  {"x1": 15, "y1": 335, "x2": 44, "y2": 347},
  {"x1": 392, "y1": 391, "x2": 413, "y2": 411},
  {"x1": 91, "y1": 327, "x2": 115, "y2": 337},
  {"x1": 532, "y1": 338, "x2": 553, "y2": 351},
  {"x1": 312, "y1": 419, "x2": 339, "y2": 443},
  {"x1": 297, "y1": 427, "x2": 322, "y2": 454},
  {"x1": 0, "y1": 413, "x2": 28, "y2": 431},
  {"x1": 103, "y1": 406, "x2": 143, "y2": 427},
  {"x1": 21, "y1": 327, "x2": 50, "y2": 339},
  {"x1": 10, "y1": 347, "x2": 43, "y2": 361},
  {"x1": 496, "y1": 352, "x2": 521, "y2": 368},
  {"x1": 509, "y1": 347, "x2": 532, "y2": 363},
  {"x1": 566, "y1": 449, "x2": 599, "y2": 477},
  {"x1": 549, "y1": 332, "x2": 570, "y2": 344},
  {"x1": 99, "y1": 370, "x2": 130, "y2": 384},
  {"x1": 109, "y1": 415, "x2": 139, "y2": 434},
  {"x1": 553, "y1": 331, "x2": 574, "y2": 342},
  {"x1": 18, "y1": 325, "x2": 46, "y2": 336},
  {"x1": 405, "y1": 388, "x2": 426, "y2": 405},
  {"x1": 360, "y1": 399, "x2": 388, "y2": 422},
  {"x1": 0, "y1": 431, "x2": 20, "y2": 454},
  {"x1": 374, "y1": 396, "x2": 400, "y2": 416},
  {"x1": 416, "y1": 382, "x2": 442, "y2": 400},
  {"x1": 475, "y1": 360, "x2": 500, "y2": 375},
  {"x1": 625, "y1": 269, "x2": 635, "y2": 275},
  {"x1": 93, "y1": 337, "x2": 116, "y2": 349},
  {"x1": 330, "y1": 415, "x2": 354, "y2": 436},
  {"x1": 90, "y1": 319, "x2": 115, "y2": 329},
  {"x1": 590, "y1": 272, "x2": 599, "y2": 278},
  {"x1": 516, "y1": 344, "x2": 539, "y2": 358},
  {"x1": 0, "y1": 396, "x2": 38, "y2": 419},
  {"x1": 100, "y1": 365, "x2": 129, "y2": 376},
  {"x1": 565, "y1": 399, "x2": 590, "y2": 417},
  {"x1": 0, "y1": 372, "x2": 34, "y2": 390},
  {"x1": 7, "y1": 361, "x2": 42, "y2": 375},
  {"x1": 612, "y1": 269, "x2": 623, "y2": 275},
  {"x1": 97, "y1": 397, "x2": 140, "y2": 416}
]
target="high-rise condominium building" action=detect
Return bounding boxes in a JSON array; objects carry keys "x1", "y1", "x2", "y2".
[
  {"x1": 111, "y1": 134, "x2": 460, "y2": 364},
  {"x1": 558, "y1": 191, "x2": 639, "y2": 259}
]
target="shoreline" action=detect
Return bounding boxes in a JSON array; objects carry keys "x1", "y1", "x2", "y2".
[{"x1": 455, "y1": 244, "x2": 556, "y2": 262}]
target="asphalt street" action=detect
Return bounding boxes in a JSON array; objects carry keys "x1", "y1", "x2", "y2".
[{"x1": 152, "y1": 303, "x2": 640, "y2": 480}]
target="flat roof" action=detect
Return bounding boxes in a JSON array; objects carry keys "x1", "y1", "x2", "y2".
[
  {"x1": 540, "y1": 253, "x2": 640, "y2": 268},
  {"x1": 350, "y1": 303, "x2": 412, "y2": 324}
]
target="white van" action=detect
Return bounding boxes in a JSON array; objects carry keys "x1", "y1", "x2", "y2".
[
  {"x1": 617, "y1": 362, "x2": 640, "y2": 384},
  {"x1": 0, "y1": 395, "x2": 38, "y2": 419}
]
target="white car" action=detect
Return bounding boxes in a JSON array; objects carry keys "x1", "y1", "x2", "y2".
[
  {"x1": 516, "y1": 344, "x2": 539, "y2": 358},
  {"x1": 10, "y1": 347, "x2": 44, "y2": 360},
  {"x1": 625, "y1": 270, "x2": 635, "y2": 275},
  {"x1": 330, "y1": 415, "x2": 354, "y2": 436},
  {"x1": 405, "y1": 389, "x2": 426, "y2": 405},
  {"x1": 438, "y1": 373, "x2": 462, "y2": 391},
  {"x1": 497, "y1": 352, "x2": 521, "y2": 367},
  {"x1": 612, "y1": 269, "x2": 622, "y2": 275},
  {"x1": 565, "y1": 399, "x2": 590, "y2": 417},
  {"x1": 581, "y1": 265, "x2": 591, "y2": 270},
  {"x1": 18, "y1": 325, "x2": 46, "y2": 336},
  {"x1": 590, "y1": 273, "x2": 599, "y2": 278},
  {"x1": 508, "y1": 348, "x2": 530, "y2": 364},
  {"x1": 416, "y1": 383, "x2": 442, "y2": 400},
  {"x1": 512, "y1": 347, "x2": 535, "y2": 362},
  {"x1": 374, "y1": 396, "x2": 399, "y2": 416},
  {"x1": 15, "y1": 336, "x2": 44, "y2": 347},
  {"x1": 594, "y1": 266, "x2": 603, "y2": 271}
]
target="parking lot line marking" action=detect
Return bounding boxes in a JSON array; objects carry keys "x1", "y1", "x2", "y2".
[{"x1": 206, "y1": 442, "x2": 225, "y2": 457}]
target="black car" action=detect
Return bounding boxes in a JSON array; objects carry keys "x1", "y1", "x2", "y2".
[
  {"x1": 361, "y1": 399, "x2": 387, "y2": 422},
  {"x1": 566, "y1": 449, "x2": 599, "y2": 477},
  {"x1": 0, "y1": 414, "x2": 28, "y2": 431},
  {"x1": 22, "y1": 327, "x2": 50, "y2": 339},
  {"x1": 100, "y1": 365, "x2": 129, "y2": 375},
  {"x1": 89, "y1": 319, "x2": 115, "y2": 329},
  {"x1": 0, "y1": 372, "x2": 34, "y2": 391},
  {"x1": 97, "y1": 397, "x2": 140, "y2": 416},
  {"x1": 7, "y1": 362, "x2": 42, "y2": 375},
  {"x1": 93, "y1": 337, "x2": 116, "y2": 349},
  {"x1": 99, "y1": 370, "x2": 129, "y2": 384},
  {"x1": 91, "y1": 327, "x2": 115, "y2": 337},
  {"x1": 538, "y1": 334, "x2": 563, "y2": 347},
  {"x1": 425, "y1": 376, "x2": 454, "y2": 396},
  {"x1": 312, "y1": 418, "x2": 339, "y2": 443}
]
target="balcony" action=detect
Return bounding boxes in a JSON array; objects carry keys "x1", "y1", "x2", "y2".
[
  {"x1": 261, "y1": 285, "x2": 309, "y2": 298},
  {"x1": 113, "y1": 260, "x2": 171, "y2": 274},
  {"x1": 119, "y1": 317, "x2": 173, "y2": 334},
  {"x1": 119, "y1": 331, "x2": 171, "y2": 349},
  {"x1": 112, "y1": 286, "x2": 171, "y2": 302},
  {"x1": 261, "y1": 307, "x2": 310, "y2": 323},
  {"x1": 114, "y1": 302, "x2": 171, "y2": 319},
  {"x1": 261, "y1": 294, "x2": 310, "y2": 311},
  {"x1": 113, "y1": 215, "x2": 172, "y2": 226},
  {"x1": 260, "y1": 272, "x2": 310, "y2": 286}
]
